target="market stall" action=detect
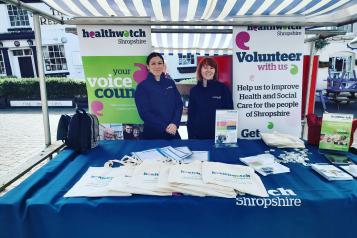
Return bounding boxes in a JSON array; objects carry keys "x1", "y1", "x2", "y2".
[
  {"x1": 1, "y1": 1, "x2": 357, "y2": 238},
  {"x1": 1, "y1": 139, "x2": 357, "y2": 238}
]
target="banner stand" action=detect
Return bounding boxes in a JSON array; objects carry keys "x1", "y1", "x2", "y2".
[
  {"x1": 76, "y1": 22, "x2": 151, "y2": 140},
  {"x1": 233, "y1": 26, "x2": 305, "y2": 139}
]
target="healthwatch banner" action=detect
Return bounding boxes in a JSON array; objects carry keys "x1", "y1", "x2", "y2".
[
  {"x1": 77, "y1": 25, "x2": 151, "y2": 125},
  {"x1": 233, "y1": 26, "x2": 304, "y2": 138},
  {"x1": 78, "y1": 25, "x2": 150, "y2": 56}
]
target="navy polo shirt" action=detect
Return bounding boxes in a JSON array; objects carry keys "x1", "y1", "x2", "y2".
[
  {"x1": 135, "y1": 73, "x2": 183, "y2": 139},
  {"x1": 187, "y1": 80, "x2": 233, "y2": 139}
]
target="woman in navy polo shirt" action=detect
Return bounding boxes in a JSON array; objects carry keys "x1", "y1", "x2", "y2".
[
  {"x1": 135, "y1": 52, "x2": 183, "y2": 139},
  {"x1": 187, "y1": 57, "x2": 233, "y2": 139}
]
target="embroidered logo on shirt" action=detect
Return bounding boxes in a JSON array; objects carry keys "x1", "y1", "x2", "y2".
[
  {"x1": 212, "y1": 96, "x2": 221, "y2": 99},
  {"x1": 166, "y1": 86, "x2": 173, "y2": 90}
]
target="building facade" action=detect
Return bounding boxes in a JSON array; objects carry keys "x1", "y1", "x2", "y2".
[{"x1": 0, "y1": 2, "x2": 84, "y2": 79}]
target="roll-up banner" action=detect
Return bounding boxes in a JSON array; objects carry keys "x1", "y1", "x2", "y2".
[
  {"x1": 233, "y1": 26, "x2": 305, "y2": 139},
  {"x1": 77, "y1": 24, "x2": 151, "y2": 139}
]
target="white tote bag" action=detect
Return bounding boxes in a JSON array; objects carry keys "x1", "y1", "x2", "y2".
[
  {"x1": 168, "y1": 161, "x2": 236, "y2": 198},
  {"x1": 157, "y1": 164, "x2": 212, "y2": 197},
  {"x1": 107, "y1": 166, "x2": 136, "y2": 194},
  {"x1": 202, "y1": 162, "x2": 269, "y2": 197},
  {"x1": 157, "y1": 164, "x2": 182, "y2": 193},
  {"x1": 128, "y1": 160, "x2": 172, "y2": 196},
  {"x1": 261, "y1": 132, "x2": 305, "y2": 148},
  {"x1": 64, "y1": 167, "x2": 132, "y2": 197}
]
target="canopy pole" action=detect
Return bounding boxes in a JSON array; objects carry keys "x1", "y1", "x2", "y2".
[
  {"x1": 33, "y1": 13, "x2": 51, "y2": 146},
  {"x1": 302, "y1": 40, "x2": 316, "y2": 139},
  {"x1": 305, "y1": 41, "x2": 316, "y2": 116}
]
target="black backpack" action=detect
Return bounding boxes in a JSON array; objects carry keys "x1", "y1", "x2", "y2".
[
  {"x1": 56, "y1": 114, "x2": 72, "y2": 142},
  {"x1": 58, "y1": 109, "x2": 99, "y2": 153}
]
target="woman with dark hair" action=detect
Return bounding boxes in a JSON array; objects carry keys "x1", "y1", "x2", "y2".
[
  {"x1": 187, "y1": 57, "x2": 233, "y2": 139},
  {"x1": 135, "y1": 52, "x2": 183, "y2": 139}
]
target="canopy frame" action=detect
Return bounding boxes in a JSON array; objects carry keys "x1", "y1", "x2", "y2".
[
  {"x1": 66, "y1": 16, "x2": 340, "y2": 27},
  {"x1": 1, "y1": 0, "x2": 355, "y2": 148}
]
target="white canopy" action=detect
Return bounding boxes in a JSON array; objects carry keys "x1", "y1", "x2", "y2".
[
  {"x1": 36, "y1": 0, "x2": 357, "y2": 54},
  {"x1": 43, "y1": 0, "x2": 356, "y2": 22}
]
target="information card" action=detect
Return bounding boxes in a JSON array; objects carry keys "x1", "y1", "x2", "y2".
[
  {"x1": 319, "y1": 113, "x2": 353, "y2": 152},
  {"x1": 215, "y1": 110, "x2": 238, "y2": 146}
]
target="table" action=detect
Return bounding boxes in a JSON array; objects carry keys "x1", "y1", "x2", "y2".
[{"x1": 1, "y1": 140, "x2": 357, "y2": 238}]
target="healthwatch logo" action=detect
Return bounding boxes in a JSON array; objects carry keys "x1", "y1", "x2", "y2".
[
  {"x1": 235, "y1": 31, "x2": 250, "y2": 50},
  {"x1": 82, "y1": 28, "x2": 146, "y2": 38},
  {"x1": 247, "y1": 26, "x2": 302, "y2": 31},
  {"x1": 236, "y1": 187, "x2": 302, "y2": 208}
]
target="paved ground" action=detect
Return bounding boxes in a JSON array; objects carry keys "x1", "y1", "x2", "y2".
[
  {"x1": 0, "y1": 107, "x2": 188, "y2": 195},
  {"x1": 0, "y1": 108, "x2": 73, "y2": 195},
  {"x1": 0, "y1": 101, "x2": 356, "y2": 196}
]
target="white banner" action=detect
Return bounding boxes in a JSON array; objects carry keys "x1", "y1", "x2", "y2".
[
  {"x1": 77, "y1": 25, "x2": 151, "y2": 56},
  {"x1": 233, "y1": 26, "x2": 305, "y2": 138}
]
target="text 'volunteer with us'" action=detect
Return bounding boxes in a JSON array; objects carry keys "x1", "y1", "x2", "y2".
[
  {"x1": 135, "y1": 52, "x2": 183, "y2": 139},
  {"x1": 187, "y1": 57, "x2": 233, "y2": 139}
]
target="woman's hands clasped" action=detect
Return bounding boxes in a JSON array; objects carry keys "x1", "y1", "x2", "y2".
[{"x1": 166, "y1": 123, "x2": 177, "y2": 135}]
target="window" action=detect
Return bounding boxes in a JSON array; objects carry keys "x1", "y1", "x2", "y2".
[
  {"x1": 0, "y1": 51, "x2": 6, "y2": 75},
  {"x1": 178, "y1": 53, "x2": 195, "y2": 65},
  {"x1": 329, "y1": 56, "x2": 354, "y2": 79},
  {"x1": 23, "y1": 49, "x2": 32, "y2": 55},
  {"x1": 338, "y1": 24, "x2": 353, "y2": 33},
  {"x1": 42, "y1": 45, "x2": 68, "y2": 71},
  {"x1": 323, "y1": 24, "x2": 353, "y2": 33},
  {"x1": 12, "y1": 49, "x2": 32, "y2": 56},
  {"x1": 318, "y1": 24, "x2": 354, "y2": 34},
  {"x1": 7, "y1": 5, "x2": 30, "y2": 27}
]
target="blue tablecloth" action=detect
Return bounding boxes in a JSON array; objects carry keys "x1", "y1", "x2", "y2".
[{"x1": 1, "y1": 140, "x2": 357, "y2": 238}]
